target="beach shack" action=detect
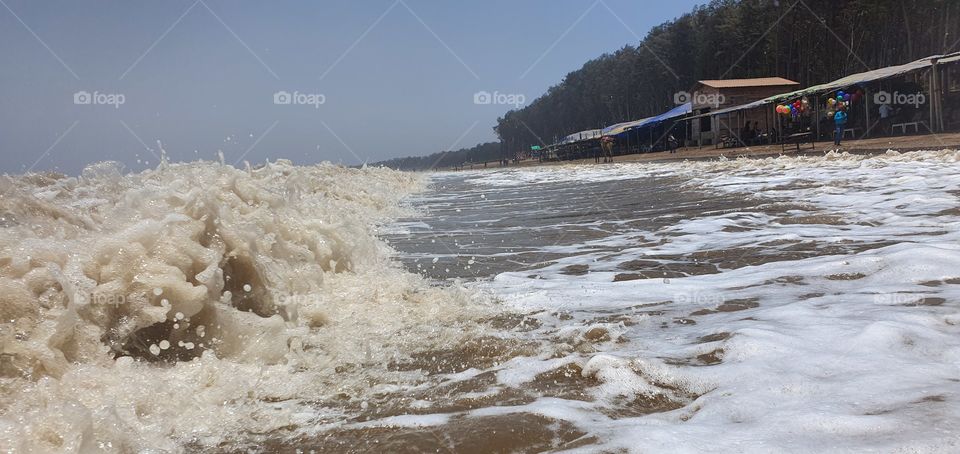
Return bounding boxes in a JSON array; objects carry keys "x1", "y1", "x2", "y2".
[
  {"x1": 602, "y1": 103, "x2": 692, "y2": 154},
  {"x1": 763, "y1": 52, "x2": 960, "y2": 142},
  {"x1": 682, "y1": 52, "x2": 960, "y2": 149},
  {"x1": 687, "y1": 77, "x2": 800, "y2": 146},
  {"x1": 554, "y1": 129, "x2": 603, "y2": 160}
]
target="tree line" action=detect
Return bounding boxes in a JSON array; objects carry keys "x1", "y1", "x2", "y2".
[
  {"x1": 496, "y1": 0, "x2": 959, "y2": 153},
  {"x1": 375, "y1": 0, "x2": 959, "y2": 170},
  {"x1": 370, "y1": 142, "x2": 502, "y2": 171}
]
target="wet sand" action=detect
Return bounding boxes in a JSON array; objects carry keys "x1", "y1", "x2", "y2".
[{"x1": 458, "y1": 131, "x2": 960, "y2": 170}]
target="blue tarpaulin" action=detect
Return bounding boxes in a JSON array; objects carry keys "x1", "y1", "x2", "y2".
[{"x1": 603, "y1": 103, "x2": 691, "y2": 136}]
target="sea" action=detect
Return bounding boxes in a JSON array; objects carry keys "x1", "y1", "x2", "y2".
[{"x1": 2, "y1": 150, "x2": 960, "y2": 452}]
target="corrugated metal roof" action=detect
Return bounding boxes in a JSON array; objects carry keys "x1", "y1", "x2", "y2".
[
  {"x1": 561, "y1": 129, "x2": 602, "y2": 144},
  {"x1": 698, "y1": 77, "x2": 800, "y2": 89},
  {"x1": 937, "y1": 54, "x2": 960, "y2": 64},
  {"x1": 690, "y1": 52, "x2": 960, "y2": 120},
  {"x1": 768, "y1": 52, "x2": 960, "y2": 102}
]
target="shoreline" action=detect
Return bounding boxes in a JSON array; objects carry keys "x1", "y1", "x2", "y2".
[{"x1": 452, "y1": 131, "x2": 960, "y2": 170}]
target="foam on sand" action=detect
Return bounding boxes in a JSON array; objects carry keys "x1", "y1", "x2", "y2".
[{"x1": 467, "y1": 149, "x2": 960, "y2": 452}]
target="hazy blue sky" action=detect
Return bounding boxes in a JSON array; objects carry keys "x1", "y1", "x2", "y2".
[{"x1": 0, "y1": 0, "x2": 704, "y2": 174}]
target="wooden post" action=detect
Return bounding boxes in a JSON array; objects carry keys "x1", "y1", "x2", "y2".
[
  {"x1": 777, "y1": 107, "x2": 782, "y2": 144},
  {"x1": 930, "y1": 64, "x2": 937, "y2": 132},
  {"x1": 864, "y1": 88, "x2": 870, "y2": 139},
  {"x1": 932, "y1": 59, "x2": 943, "y2": 131},
  {"x1": 739, "y1": 111, "x2": 744, "y2": 146},
  {"x1": 764, "y1": 104, "x2": 770, "y2": 145},
  {"x1": 815, "y1": 94, "x2": 820, "y2": 141}
]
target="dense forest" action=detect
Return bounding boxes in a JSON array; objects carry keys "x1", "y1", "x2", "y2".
[{"x1": 375, "y1": 0, "x2": 960, "y2": 170}]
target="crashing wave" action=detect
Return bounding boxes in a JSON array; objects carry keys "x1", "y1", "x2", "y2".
[{"x1": 0, "y1": 160, "x2": 491, "y2": 451}]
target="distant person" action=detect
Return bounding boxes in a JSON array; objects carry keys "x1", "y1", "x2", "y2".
[
  {"x1": 878, "y1": 102, "x2": 894, "y2": 135},
  {"x1": 600, "y1": 136, "x2": 615, "y2": 163},
  {"x1": 740, "y1": 122, "x2": 752, "y2": 146},
  {"x1": 834, "y1": 109, "x2": 848, "y2": 146},
  {"x1": 667, "y1": 133, "x2": 679, "y2": 153}
]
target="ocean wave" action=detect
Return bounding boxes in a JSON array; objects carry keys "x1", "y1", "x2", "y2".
[{"x1": 0, "y1": 160, "x2": 493, "y2": 451}]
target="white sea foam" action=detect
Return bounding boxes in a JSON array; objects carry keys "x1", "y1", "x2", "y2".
[
  {"x1": 5, "y1": 149, "x2": 960, "y2": 451},
  {"x1": 0, "y1": 160, "x2": 493, "y2": 451},
  {"x1": 469, "y1": 150, "x2": 960, "y2": 452}
]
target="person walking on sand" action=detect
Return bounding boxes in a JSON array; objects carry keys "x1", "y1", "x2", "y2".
[{"x1": 833, "y1": 109, "x2": 848, "y2": 147}]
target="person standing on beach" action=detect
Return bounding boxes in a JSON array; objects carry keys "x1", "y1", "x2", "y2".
[
  {"x1": 833, "y1": 109, "x2": 848, "y2": 146},
  {"x1": 878, "y1": 102, "x2": 894, "y2": 135},
  {"x1": 600, "y1": 136, "x2": 615, "y2": 163}
]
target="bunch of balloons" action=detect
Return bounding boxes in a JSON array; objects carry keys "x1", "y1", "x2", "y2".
[
  {"x1": 825, "y1": 89, "x2": 862, "y2": 118},
  {"x1": 776, "y1": 97, "x2": 810, "y2": 118}
]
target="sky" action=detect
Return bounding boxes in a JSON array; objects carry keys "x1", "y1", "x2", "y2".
[{"x1": 0, "y1": 0, "x2": 704, "y2": 174}]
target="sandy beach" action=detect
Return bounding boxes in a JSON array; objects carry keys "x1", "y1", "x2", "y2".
[{"x1": 457, "y1": 131, "x2": 960, "y2": 170}]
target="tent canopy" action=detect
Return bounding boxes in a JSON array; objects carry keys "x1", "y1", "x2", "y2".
[
  {"x1": 688, "y1": 98, "x2": 769, "y2": 119},
  {"x1": 561, "y1": 129, "x2": 602, "y2": 144},
  {"x1": 602, "y1": 102, "x2": 692, "y2": 137},
  {"x1": 602, "y1": 117, "x2": 653, "y2": 136},
  {"x1": 642, "y1": 102, "x2": 692, "y2": 126}
]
